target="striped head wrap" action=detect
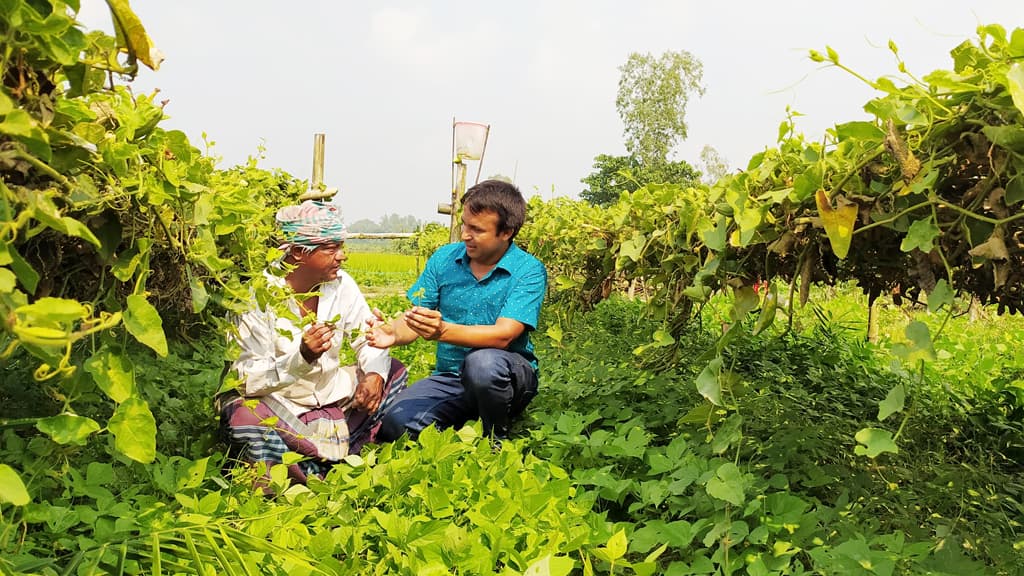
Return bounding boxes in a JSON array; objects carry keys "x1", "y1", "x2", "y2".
[{"x1": 275, "y1": 200, "x2": 347, "y2": 248}]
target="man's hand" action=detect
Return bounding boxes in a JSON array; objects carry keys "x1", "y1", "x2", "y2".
[
  {"x1": 351, "y1": 373, "x2": 385, "y2": 413},
  {"x1": 300, "y1": 322, "x2": 335, "y2": 364},
  {"x1": 404, "y1": 306, "x2": 445, "y2": 341},
  {"x1": 364, "y1": 308, "x2": 397, "y2": 349}
]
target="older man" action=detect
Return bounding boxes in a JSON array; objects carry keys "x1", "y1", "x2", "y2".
[{"x1": 220, "y1": 200, "x2": 407, "y2": 484}]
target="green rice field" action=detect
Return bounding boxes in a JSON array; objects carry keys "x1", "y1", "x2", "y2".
[{"x1": 343, "y1": 252, "x2": 420, "y2": 293}]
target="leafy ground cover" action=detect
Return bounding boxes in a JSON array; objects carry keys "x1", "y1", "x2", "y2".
[
  {"x1": 526, "y1": 289, "x2": 1024, "y2": 574},
  {"x1": 3, "y1": 2, "x2": 1024, "y2": 574}
]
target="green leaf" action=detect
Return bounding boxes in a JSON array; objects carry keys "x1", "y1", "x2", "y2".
[
  {"x1": 7, "y1": 245, "x2": 40, "y2": 293},
  {"x1": 545, "y1": 323, "x2": 563, "y2": 345},
  {"x1": 900, "y1": 218, "x2": 940, "y2": 253},
  {"x1": 983, "y1": 125, "x2": 1024, "y2": 154},
  {"x1": 696, "y1": 356, "x2": 724, "y2": 406},
  {"x1": 891, "y1": 321, "x2": 936, "y2": 364},
  {"x1": 307, "y1": 529, "x2": 336, "y2": 560},
  {"x1": 176, "y1": 457, "x2": 209, "y2": 490},
  {"x1": 702, "y1": 215, "x2": 728, "y2": 252},
  {"x1": 0, "y1": 464, "x2": 31, "y2": 506},
  {"x1": 84, "y1": 348, "x2": 135, "y2": 403},
  {"x1": 524, "y1": 555, "x2": 575, "y2": 576},
  {"x1": 36, "y1": 413, "x2": 101, "y2": 445},
  {"x1": 0, "y1": 267, "x2": 16, "y2": 292},
  {"x1": 834, "y1": 121, "x2": 883, "y2": 142},
  {"x1": 108, "y1": 397, "x2": 157, "y2": 463},
  {"x1": 124, "y1": 294, "x2": 168, "y2": 356},
  {"x1": 729, "y1": 285, "x2": 759, "y2": 321},
  {"x1": 16, "y1": 297, "x2": 87, "y2": 323},
  {"x1": 59, "y1": 216, "x2": 102, "y2": 248},
  {"x1": 619, "y1": 233, "x2": 645, "y2": 263},
  {"x1": 854, "y1": 427, "x2": 899, "y2": 458},
  {"x1": 877, "y1": 384, "x2": 905, "y2": 421},
  {"x1": 791, "y1": 165, "x2": 822, "y2": 203},
  {"x1": 0, "y1": 109, "x2": 37, "y2": 136},
  {"x1": 1006, "y1": 175, "x2": 1024, "y2": 206},
  {"x1": 190, "y1": 277, "x2": 209, "y2": 313},
  {"x1": 927, "y1": 279, "x2": 953, "y2": 313},
  {"x1": 1010, "y1": 28, "x2": 1024, "y2": 58},
  {"x1": 1005, "y1": 63, "x2": 1024, "y2": 119},
  {"x1": 711, "y1": 413, "x2": 743, "y2": 454},
  {"x1": 706, "y1": 462, "x2": 745, "y2": 506},
  {"x1": 0, "y1": 89, "x2": 13, "y2": 115},
  {"x1": 651, "y1": 329, "x2": 675, "y2": 348},
  {"x1": 605, "y1": 529, "x2": 628, "y2": 560}
]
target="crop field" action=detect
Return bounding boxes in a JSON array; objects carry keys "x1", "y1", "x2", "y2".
[{"x1": 344, "y1": 252, "x2": 420, "y2": 293}]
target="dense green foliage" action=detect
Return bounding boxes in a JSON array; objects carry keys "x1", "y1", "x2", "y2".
[
  {"x1": 580, "y1": 154, "x2": 701, "y2": 207},
  {"x1": 527, "y1": 292, "x2": 1024, "y2": 574},
  {"x1": 3, "y1": 3, "x2": 1024, "y2": 574}
]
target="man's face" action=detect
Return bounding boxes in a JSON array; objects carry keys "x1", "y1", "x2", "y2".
[
  {"x1": 461, "y1": 209, "x2": 512, "y2": 265},
  {"x1": 295, "y1": 242, "x2": 346, "y2": 282}
]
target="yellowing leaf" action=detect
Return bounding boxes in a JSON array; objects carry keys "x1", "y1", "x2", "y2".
[
  {"x1": 104, "y1": 0, "x2": 164, "y2": 70},
  {"x1": 968, "y1": 229, "x2": 1009, "y2": 261},
  {"x1": 815, "y1": 190, "x2": 858, "y2": 259}
]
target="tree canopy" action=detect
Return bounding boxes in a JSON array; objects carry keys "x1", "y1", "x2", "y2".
[
  {"x1": 615, "y1": 50, "x2": 705, "y2": 166},
  {"x1": 580, "y1": 154, "x2": 700, "y2": 207}
]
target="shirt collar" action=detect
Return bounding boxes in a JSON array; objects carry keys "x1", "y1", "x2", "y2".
[{"x1": 453, "y1": 242, "x2": 519, "y2": 274}]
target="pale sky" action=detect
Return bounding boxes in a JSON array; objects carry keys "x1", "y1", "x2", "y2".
[{"x1": 76, "y1": 1, "x2": 1024, "y2": 225}]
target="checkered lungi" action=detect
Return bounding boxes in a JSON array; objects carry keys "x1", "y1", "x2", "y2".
[{"x1": 220, "y1": 358, "x2": 407, "y2": 484}]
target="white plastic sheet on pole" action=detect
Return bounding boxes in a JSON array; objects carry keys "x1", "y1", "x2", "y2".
[{"x1": 454, "y1": 121, "x2": 489, "y2": 160}]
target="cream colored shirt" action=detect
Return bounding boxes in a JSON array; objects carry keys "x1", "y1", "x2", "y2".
[{"x1": 231, "y1": 270, "x2": 391, "y2": 417}]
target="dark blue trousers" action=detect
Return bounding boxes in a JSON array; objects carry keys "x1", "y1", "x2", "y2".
[{"x1": 377, "y1": 348, "x2": 538, "y2": 440}]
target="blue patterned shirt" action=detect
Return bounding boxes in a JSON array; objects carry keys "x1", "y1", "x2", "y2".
[{"x1": 409, "y1": 242, "x2": 547, "y2": 375}]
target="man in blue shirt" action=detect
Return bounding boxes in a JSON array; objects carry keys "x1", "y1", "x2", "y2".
[{"x1": 367, "y1": 180, "x2": 547, "y2": 440}]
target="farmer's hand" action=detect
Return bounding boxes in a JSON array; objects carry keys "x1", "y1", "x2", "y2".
[
  {"x1": 300, "y1": 322, "x2": 334, "y2": 363},
  {"x1": 351, "y1": 373, "x2": 385, "y2": 413}
]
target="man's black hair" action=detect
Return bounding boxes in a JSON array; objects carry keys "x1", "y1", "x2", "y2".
[{"x1": 461, "y1": 179, "x2": 526, "y2": 240}]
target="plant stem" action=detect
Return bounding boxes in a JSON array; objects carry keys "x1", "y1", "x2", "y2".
[{"x1": 12, "y1": 149, "x2": 74, "y2": 193}]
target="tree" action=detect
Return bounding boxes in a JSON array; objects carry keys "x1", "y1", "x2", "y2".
[
  {"x1": 698, "y1": 145, "x2": 730, "y2": 184},
  {"x1": 616, "y1": 51, "x2": 705, "y2": 166},
  {"x1": 580, "y1": 154, "x2": 700, "y2": 207},
  {"x1": 580, "y1": 155, "x2": 640, "y2": 206}
]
